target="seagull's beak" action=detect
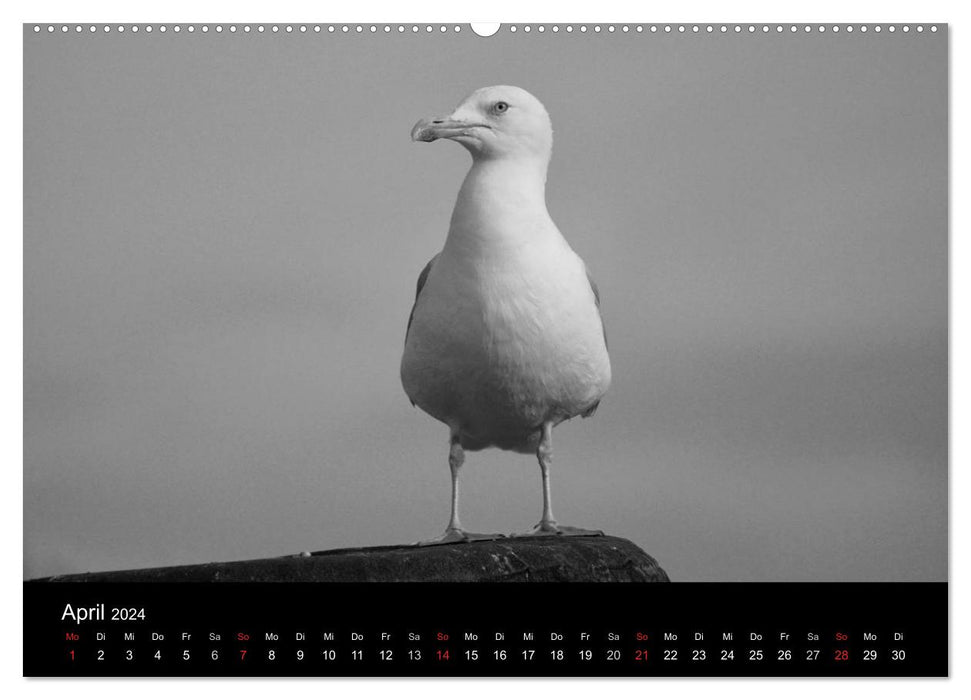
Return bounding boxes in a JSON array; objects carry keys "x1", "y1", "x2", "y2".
[{"x1": 411, "y1": 116, "x2": 489, "y2": 143}]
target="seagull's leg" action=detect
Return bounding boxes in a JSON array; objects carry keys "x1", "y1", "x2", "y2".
[
  {"x1": 513, "y1": 422, "x2": 604, "y2": 537},
  {"x1": 445, "y1": 435, "x2": 465, "y2": 532},
  {"x1": 415, "y1": 433, "x2": 505, "y2": 546},
  {"x1": 537, "y1": 422, "x2": 557, "y2": 528}
]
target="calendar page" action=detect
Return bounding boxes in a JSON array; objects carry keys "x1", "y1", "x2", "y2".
[{"x1": 23, "y1": 21, "x2": 947, "y2": 677}]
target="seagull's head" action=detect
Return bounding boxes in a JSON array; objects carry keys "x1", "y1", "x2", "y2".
[{"x1": 411, "y1": 85, "x2": 553, "y2": 163}]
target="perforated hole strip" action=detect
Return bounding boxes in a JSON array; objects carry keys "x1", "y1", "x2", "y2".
[{"x1": 29, "y1": 23, "x2": 943, "y2": 36}]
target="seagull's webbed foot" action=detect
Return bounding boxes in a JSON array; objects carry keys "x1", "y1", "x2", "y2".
[
  {"x1": 511, "y1": 520, "x2": 605, "y2": 538},
  {"x1": 414, "y1": 527, "x2": 506, "y2": 547}
]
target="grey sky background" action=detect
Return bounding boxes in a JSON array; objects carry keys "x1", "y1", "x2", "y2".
[{"x1": 24, "y1": 26, "x2": 946, "y2": 581}]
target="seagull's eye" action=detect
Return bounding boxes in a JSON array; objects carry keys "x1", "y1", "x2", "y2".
[{"x1": 492, "y1": 101, "x2": 509, "y2": 115}]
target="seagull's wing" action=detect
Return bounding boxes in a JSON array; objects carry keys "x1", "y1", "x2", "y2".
[
  {"x1": 405, "y1": 253, "x2": 440, "y2": 344},
  {"x1": 585, "y1": 264, "x2": 607, "y2": 350},
  {"x1": 582, "y1": 265, "x2": 607, "y2": 418}
]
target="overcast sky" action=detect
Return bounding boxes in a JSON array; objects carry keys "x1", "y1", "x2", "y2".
[{"x1": 25, "y1": 26, "x2": 946, "y2": 581}]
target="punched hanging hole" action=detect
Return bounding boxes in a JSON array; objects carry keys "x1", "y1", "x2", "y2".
[{"x1": 470, "y1": 23, "x2": 501, "y2": 37}]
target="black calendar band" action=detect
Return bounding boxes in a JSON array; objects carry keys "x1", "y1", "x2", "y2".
[{"x1": 24, "y1": 581, "x2": 946, "y2": 677}]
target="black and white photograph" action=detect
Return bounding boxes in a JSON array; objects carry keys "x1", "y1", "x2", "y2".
[{"x1": 20, "y1": 15, "x2": 950, "y2": 680}]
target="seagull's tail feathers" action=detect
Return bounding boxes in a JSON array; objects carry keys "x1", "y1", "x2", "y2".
[{"x1": 460, "y1": 430, "x2": 542, "y2": 455}]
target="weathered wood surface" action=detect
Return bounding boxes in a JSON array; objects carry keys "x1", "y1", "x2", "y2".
[{"x1": 37, "y1": 535, "x2": 670, "y2": 583}]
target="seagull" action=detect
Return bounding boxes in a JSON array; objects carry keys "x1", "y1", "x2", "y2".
[{"x1": 403, "y1": 86, "x2": 611, "y2": 545}]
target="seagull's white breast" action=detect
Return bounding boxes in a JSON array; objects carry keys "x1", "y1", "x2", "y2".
[{"x1": 401, "y1": 229, "x2": 611, "y2": 450}]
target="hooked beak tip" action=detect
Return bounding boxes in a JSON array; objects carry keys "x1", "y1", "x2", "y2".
[{"x1": 411, "y1": 118, "x2": 440, "y2": 142}]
